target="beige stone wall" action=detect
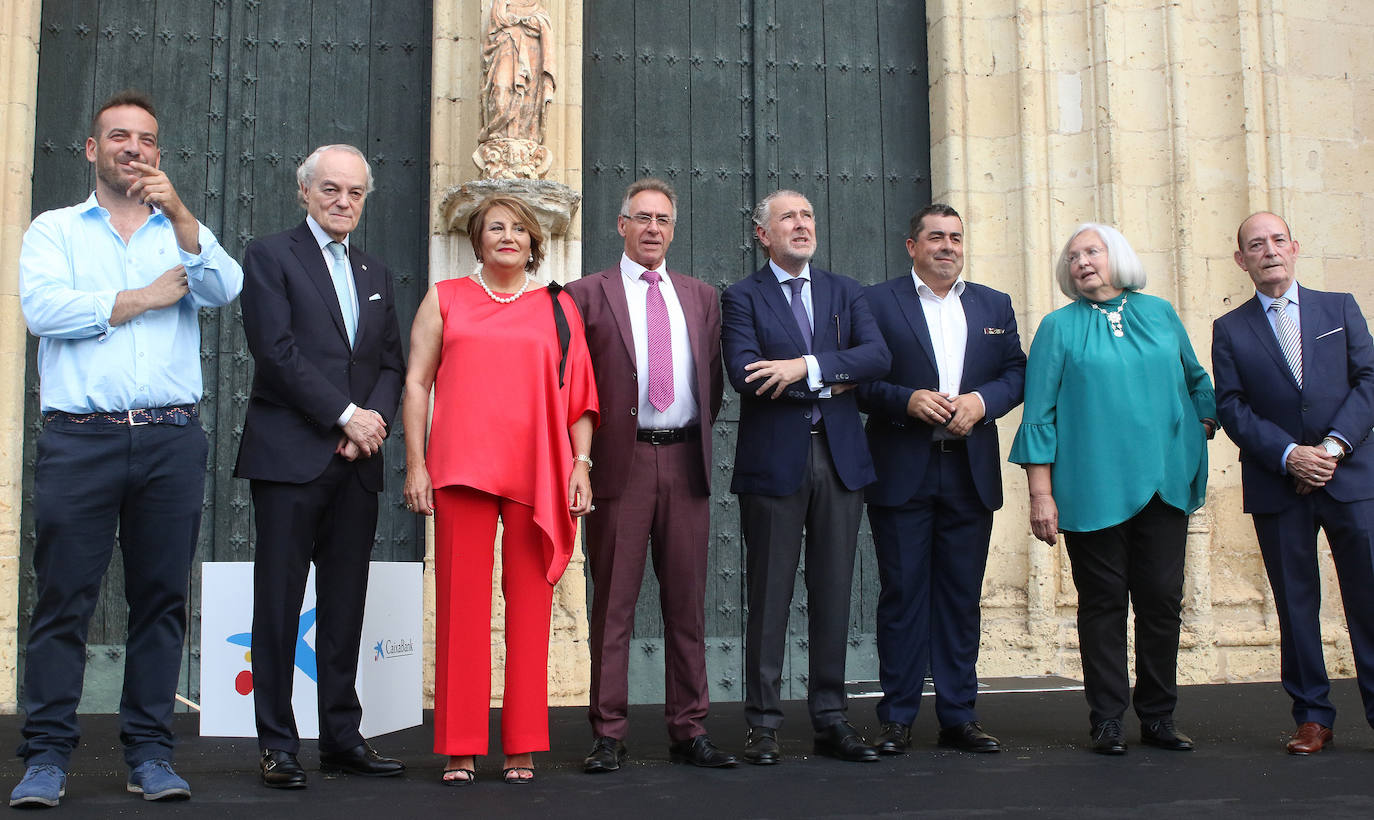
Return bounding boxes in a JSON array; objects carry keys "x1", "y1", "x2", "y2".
[
  {"x1": 428, "y1": 0, "x2": 588, "y2": 708},
  {"x1": 929, "y1": 0, "x2": 1374, "y2": 686},
  {"x1": 0, "y1": 0, "x2": 42, "y2": 714}
]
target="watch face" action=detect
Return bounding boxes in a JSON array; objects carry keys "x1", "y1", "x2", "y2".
[{"x1": 1323, "y1": 440, "x2": 1343, "y2": 458}]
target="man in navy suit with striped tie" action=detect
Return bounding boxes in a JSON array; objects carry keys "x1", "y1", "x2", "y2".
[{"x1": 1212, "y1": 211, "x2": 1374, "y2": 755}]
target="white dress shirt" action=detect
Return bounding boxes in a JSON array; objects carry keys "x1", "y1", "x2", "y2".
[
  {"x1": 620, "y1": 253, "x2": 699, "y2": 428},
  {"x1": 913, "y1": 271, "x2": 983, "y2": 438}
]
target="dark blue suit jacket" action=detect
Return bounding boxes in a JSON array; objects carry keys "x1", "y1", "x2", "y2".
[
  {"x1": 857, "y1": 276, "x2": 1026, "y2": 510},
  {"x1": 1212, "y1": 286, "x2": 1374, "y2": 513},
  {"x1": 722, "y1": 265, "x2": 891, "y2": 496},
  {"x1": 234, "y1": 221, "x2": 405, "y2": 491}
]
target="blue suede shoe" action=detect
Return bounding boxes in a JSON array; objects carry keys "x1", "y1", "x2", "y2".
[
  {"x1": 9, "y1": 764, "x2": 66, "y2": 808},
  {"x1": 126, "y1": 759, "x2": 190, "y2": 801}
]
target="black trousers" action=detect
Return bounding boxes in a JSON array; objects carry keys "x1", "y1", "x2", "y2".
[
  {"x1": 250, "y1": 456, "x2": 378, "y2": 755},
  {"x1": 20, "y1": 417, "x2": 207, "y2": 768},
  {"x1": 1063, "y1": 496, "x2": 1187, "y2": 728},
  {"x1": 740, "y1": 433, "x2": 864, "y2": 732}
]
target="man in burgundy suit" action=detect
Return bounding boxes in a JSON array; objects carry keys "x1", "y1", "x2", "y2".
[{"x1": 566, "y1": 178, "x2": 733, "y2": 772}]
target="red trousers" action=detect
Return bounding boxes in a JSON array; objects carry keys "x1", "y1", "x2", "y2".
[{"x1": 433, "y1": 486, "x2": 555, "y2": 756}]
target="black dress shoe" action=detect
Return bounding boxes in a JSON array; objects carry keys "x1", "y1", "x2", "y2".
[
  {"x1": 669, "y1": 734, "x2": 738, "y2": 768},
  {"x1": 583, "y1": 736, "x2": 627, "y2": 773},
  {"x1": 938, "y1": 721, "x2": 1002, "y2": 753},
  {"x1": 319, "y1": 743, "x2": 405, "y2": 777},
  {"x1": 874, "y1": 722, "x2": 912, "y2": 755},
  {"x1": 813, "y1": 721, "x2": 879, "y2": 763},
  {"x1": 743, "y1": 726, "x2": 780, "y2": 765},
  {"x1": 1141, "y1": 718, "x2": 1194, "y2": 751},
  {"x1": 260, "y1": 750, "x2": 307, "y2": 789},
  {"x1": 1090, "y1": 719, "x2": 1128, "y2": 755}
]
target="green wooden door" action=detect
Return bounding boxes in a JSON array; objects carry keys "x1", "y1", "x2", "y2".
[
  {"x1": 582, "y1": 0, "x2": 931, "y2": 704},
  {"x1": 21, "y1": 0, "x2": 431, "y2": 711}
]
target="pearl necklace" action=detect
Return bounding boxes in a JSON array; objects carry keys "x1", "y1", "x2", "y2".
[
  {"x1": 1087, "y1": 291, "x2": 1128, "y2": 337},
  {"x1": 475, "y1": 269, "x2": 533, "y2": 303}
]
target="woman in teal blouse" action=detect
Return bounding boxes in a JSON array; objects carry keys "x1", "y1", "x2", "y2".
[{"x1": 1009, "y1": 223, "x2": 1216, "y2": 756}]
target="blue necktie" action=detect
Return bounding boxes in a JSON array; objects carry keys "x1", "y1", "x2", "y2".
[
  {"x1": 1270, "y1": 297, "x2": 1302, "y2": 388},
  {"x1": 327, "y1": 241, "x2": 357, "y2": 346},
  {"x1": 785, "y1": 277, "x2": 821, "y2": 423}
]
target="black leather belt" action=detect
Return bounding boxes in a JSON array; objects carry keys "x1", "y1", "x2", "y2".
[
  {"x1": 636, "y1": 427, "x2": 697, "y2": 445},
  {"x1": 932, "y1": 438, "x2": 966, "y2": 452},
  {"x1": 44, "y1": 405, "x2": 198, "y2": 426}
]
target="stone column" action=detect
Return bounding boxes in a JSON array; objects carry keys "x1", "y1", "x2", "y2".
[
  {"x1": 428, "y1": 0, "x2": 588, "y2": 708},
  {"x1": 0, "y1": 0, "x2": 43, "y2": 713},
  {"x1": 925, "y1": 0, "x2": 1374, "y2": 686}
]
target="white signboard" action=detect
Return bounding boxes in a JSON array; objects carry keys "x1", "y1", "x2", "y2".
[{"x1": 199, "y1": 561, "x2": 423, "y2": 739}]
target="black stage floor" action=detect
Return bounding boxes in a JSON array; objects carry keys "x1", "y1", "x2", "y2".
[{"x1": 5, "y1": 679, "x2": 1374, "y2": 818}]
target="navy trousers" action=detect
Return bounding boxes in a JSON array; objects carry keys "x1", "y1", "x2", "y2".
[
  {"x1": 19, "y1": 416, "x2": 207, "y2": 768},
  {"x1": 868, "y1": 444, "x2": 992, "y2": 729},
  {"x1": 1253, "y1": 492, "x2": 1374, "y2": 729}
]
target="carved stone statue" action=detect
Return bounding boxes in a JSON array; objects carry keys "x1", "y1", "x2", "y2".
[{"x1": 474, "y1": 0, "x2": 556, "y2": 179}]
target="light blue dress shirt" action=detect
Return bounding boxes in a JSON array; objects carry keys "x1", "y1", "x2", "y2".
[
  {"x1": 19, "y1": 192, "x2": 244, "y2": 413},
  {"x1": 769, "y1": 259, "x2": 830, "y2": 396}
]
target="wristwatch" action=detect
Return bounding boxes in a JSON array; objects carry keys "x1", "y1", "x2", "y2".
[{"x1": 1320, "y1": 436, "x2": 1346, "y2": 461}]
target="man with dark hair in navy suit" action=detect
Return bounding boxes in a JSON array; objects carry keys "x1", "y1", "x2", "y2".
[
  {"x1": 722, "y1": 190, "x2": 891, "y2": 765},
  {"x1": 858, "y1": 204, "x2": 1025, "y2": 756},
  {"x1": 1213, "y1": 211, "x2": 1374, "y2": 755}
]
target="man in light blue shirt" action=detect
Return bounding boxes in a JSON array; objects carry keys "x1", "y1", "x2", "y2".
[{"x1": 12, "y1": 90, "x2": 242, "y2": 808}]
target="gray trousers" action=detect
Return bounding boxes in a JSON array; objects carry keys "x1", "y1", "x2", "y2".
[{"x1": 740, "y1": 432, "x2": 864, "y2": 732}]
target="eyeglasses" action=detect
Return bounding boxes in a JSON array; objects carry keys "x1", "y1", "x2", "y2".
[
  {"x1": 622, "y1": 213, "x2": 675, "y2": 227},
  {"x1": 1066, "y1": 246, "x2": 1105, "y2": 265}
]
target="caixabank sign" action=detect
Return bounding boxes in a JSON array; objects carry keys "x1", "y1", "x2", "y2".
[{"x1": 198, "y1": 562, "x2": 423, "y2": 738}]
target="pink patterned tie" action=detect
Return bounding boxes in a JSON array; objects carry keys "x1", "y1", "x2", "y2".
[{"x1": 642, "y1": 270, "x2": 674, "y2": 412}]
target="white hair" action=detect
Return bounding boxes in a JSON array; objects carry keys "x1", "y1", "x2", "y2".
[{"x1": 1054, "y1": 222, "x2": 1148, "y2": 299}]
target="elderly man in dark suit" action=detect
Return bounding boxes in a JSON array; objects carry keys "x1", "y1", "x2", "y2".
[
  {"x1": 1212, "y1": 211, "x2": 1374, "y2": 755},
  {"x1": 722, "y1": 190, "x2": 891, "y2": 765},
  {"x1": 858, "y1": 204, "x2": 1025, "y2": 756},
  {"x1": 566, "y1": 178, "x2": 732, "y2": 773},
  {"x1": 235, "y1": 144, "x2": 406, "y2": 787}
]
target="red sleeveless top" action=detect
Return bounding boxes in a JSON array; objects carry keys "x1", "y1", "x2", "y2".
[{"x1": 426, "y1": 276, "x2": 599, "y2": 583}]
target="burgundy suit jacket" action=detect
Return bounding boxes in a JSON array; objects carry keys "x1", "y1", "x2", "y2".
[{"x1": 566, "y1": 267, "x2": 723, "y2": 499}]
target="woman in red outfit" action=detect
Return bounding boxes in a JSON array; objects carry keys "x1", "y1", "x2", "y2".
[{"x1": 402, "y1": 195, "x2": 598, "y2": 785}]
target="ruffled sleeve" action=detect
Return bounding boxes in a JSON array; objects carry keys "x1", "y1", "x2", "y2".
[{"x1": 1009, "y1": 312, "x2": 1065, "y2": 465}]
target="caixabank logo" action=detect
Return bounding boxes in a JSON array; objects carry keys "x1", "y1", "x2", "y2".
[
  {"x1": 374, "y1": 637, "x2": 415, "y2": 661},
  {"x1": 224, "y1": 608, "x2": 319, "y2": 696}
]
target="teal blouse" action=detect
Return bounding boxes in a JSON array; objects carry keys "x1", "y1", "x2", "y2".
[{"x1": 1008, "y1": 291, "x2": 1215, "y2": 532}]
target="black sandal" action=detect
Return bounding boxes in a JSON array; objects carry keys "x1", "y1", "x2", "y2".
[
  {"x1": 442, "y1": 768, "x2": 475, "y2": 786},
  {"x1": 502, "y1": 766, "x2": 534, "y2": 784}
]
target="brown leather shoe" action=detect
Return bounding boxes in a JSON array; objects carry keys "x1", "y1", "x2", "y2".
[{"x1": 1286, "y1": 722, "x2": 1333, "y2": 755}]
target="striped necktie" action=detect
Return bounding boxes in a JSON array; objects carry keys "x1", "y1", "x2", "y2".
[{"x1": 1270, "y1": 297, "x2": 1302, "y2": 388}]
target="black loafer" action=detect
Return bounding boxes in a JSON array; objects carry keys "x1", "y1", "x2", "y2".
[
  {"x1": 874, "y1": 722, "x2": 911, "y2": 755},
  {"x1": 260, "y1": 749, "x2": 307, "y2": 789},
  {"x1": 1141, "y1": 719, "x2": 1194, "y2": 751},
  {"x1": 1090, "y1": 719, "x2": 1128, "y2": 755},
  {"x1": 583, "y1": 736, "x2": 627, "y2": 774},
  {"x1": 937, "y1": 721, "x2": 1001, "y2": 753},
  {"x1": 669, "y1": 734, "x2": 737, "y2": 768},
  {"x1": 319, "y1": 743, "x2": 404, "y2": 777},
  {"x1": 813, "y1": 721, "x2": 879, "y2": 763},
  {"x1": 743, "y1": 726, "x2": 780, "y2": 765}
]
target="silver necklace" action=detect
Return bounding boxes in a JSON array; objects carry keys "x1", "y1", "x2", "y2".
[
  {"x1": 1087, "y1": 291, "x2": 1128, "y2": 337},
  {"x1": 475, "y1": 269, "x2": 533, "y2": 303}
]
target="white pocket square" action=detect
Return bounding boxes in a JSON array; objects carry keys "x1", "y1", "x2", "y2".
[
  {"x1": 369, "y1": 293, "x2": 382, "y2": 301},
  {"x1": 1314, "y1": 327, "x2": 1344, "y2": 340}
]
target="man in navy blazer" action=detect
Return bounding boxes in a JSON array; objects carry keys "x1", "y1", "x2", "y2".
[
  {"x1": 234, "y1": 145, "x2": 405, "y2": 786},
  {"x1": 1212, "y1": 211, "x2": 1374, "y2": 755},
  {"x1": 722, "y1": 190, "x2": 891, "y2": 764},
  {"x1": 857, "y1": 204, "x2": 1025, "y2": 755}
]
